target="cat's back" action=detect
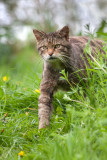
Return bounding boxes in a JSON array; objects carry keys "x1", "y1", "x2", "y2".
[
  {"x1": 69, "y1": 36, "x2": 104, "y2": 51},
  {"x1": 69, "y1": 36, "x2": 105, "y2": 57},
  {"x1": 68, "y1": 36, "x2": 105, "y2": 74},
  {"x1": 70, "y1": 36, "x2": 89, "y2": 45}
]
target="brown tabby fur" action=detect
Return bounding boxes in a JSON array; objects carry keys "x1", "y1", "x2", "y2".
[{"x1": 33, "y1": 26, "x2": 105, "y2": 129}]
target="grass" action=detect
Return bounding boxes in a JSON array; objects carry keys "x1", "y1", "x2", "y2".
[{"x1": 0, "y1": 41, "x2": 107, "y2": 160}]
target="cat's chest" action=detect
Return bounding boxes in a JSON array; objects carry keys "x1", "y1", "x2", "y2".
[{"x1": 48, "y1": 59, "x2": 65, "y2": 71}]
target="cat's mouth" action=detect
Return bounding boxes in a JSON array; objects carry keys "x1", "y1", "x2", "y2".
[
  {"x1": 44, "y1": 54, "x2": 58, "y2": 62},
  {"x1": 49, "y1": 57, "x2": 56, "y2": 60},
  {"x1": 47, "y1": 56, "x2": 57, "y2": 61}
]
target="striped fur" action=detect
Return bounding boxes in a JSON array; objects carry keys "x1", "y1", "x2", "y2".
[{"x1": 33, "y1": 26, "x2": 106, "y2": 129}]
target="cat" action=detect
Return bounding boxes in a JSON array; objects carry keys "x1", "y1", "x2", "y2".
[{"x1": 33, "y1": 26, "x2": 105, "y2": 129}]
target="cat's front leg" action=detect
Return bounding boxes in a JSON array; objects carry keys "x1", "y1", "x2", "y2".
[
  {"x1": 38, "y1": 72, "x2": 58, "y2": 129},
  {"x1": 38, "y1": 91, "x2": 52, "y2": 129}
]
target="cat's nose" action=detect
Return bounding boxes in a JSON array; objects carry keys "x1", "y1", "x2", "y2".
[{"x1": 48, "y1": 49, "x2": 54, "y2": 56}]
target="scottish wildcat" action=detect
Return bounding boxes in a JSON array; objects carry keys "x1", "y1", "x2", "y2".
[{"x1": 33, "y1": 26, "x2": 105, "y2": 129}]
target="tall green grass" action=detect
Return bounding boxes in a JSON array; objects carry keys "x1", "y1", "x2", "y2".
[{"x1": 0, "y1": 42, "x2": 107, "y2": 160}]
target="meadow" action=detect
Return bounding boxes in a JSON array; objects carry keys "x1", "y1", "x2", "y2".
[{"x1": 0, "y1": 38, "x2": 107, "y2": 160}]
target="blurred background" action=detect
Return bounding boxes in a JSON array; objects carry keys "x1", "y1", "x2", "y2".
[{"x1": 0, "y1": 0, "x2": 107, "y2": 80}]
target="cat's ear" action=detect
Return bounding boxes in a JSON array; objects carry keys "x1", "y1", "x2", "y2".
[
  {"x1": 33, "y1": 29, "x2": 45, "y2": 41},
  {"x1": 58, "y1": 26, "x2": 69, "y2": 41}
]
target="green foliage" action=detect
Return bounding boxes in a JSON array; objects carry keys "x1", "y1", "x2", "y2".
[
  {"x1": 0, "y1": 40, "x2": 107, "y2": 160},
  {"x1": 0, "y1": 43, "x2": 12, "y2": 64}
]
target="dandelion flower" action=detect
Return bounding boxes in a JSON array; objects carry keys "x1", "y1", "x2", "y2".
[
  {"x1": 34, "y1": 89, "x2": 40, "y2": 93},
  {"x1": 25, "y1": 112, "x2": 29, "y2": 116},
  {"x1": 18, "y1": 151, "x2": 25, "y2": 157},
  {"x1": 3, "y1": 76, "x2": 8, "y2": 81}
]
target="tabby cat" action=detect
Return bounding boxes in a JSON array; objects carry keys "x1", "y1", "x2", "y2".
[{"x1": 33, "y1": 26, "x2": 105, "y2": 129}]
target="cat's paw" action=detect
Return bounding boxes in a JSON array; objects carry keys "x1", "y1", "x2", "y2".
[{"x1": 39, "y1": 117, "x2": 50, "y2": 129}]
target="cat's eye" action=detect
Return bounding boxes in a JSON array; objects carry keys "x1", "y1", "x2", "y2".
[
  {"x1": 42, "y1": 46, "x2": 47, "y2": 50},
  {"x1": 55, "y1": 44, "x2": 60, "y2": 48}
]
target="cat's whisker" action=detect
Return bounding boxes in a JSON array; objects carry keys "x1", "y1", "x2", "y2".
[
  {"x1": 59, "y1": 56, "x2": 72, "y2": 68},
  {"x1": 59, "y1": 55, "x2": 74, "y2": 68},
  {"x1": 60, "y1": 54, "x2": 77, "y2": 68},
  {"x1": 42, "y1": 56, "x2": 47, "y2": 62},
  {"x1": 58, "y1": 57, "x2": 68, "y2": 67},
  {"x1": 61, "y1": 57, "x2": 77, "y2": 71},
  {"x1": 61, "y1": 54, "x2": 75, "y2": 62}
]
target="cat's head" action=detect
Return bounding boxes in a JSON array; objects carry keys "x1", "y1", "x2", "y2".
[{"x1": 33, "y1": 26, "x2": 71, "y2": 62}]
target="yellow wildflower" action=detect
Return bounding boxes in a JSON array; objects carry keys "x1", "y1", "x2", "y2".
[
  {"x1": 3, "y1": 76, "x2": 8, "y2": 82},
  {"x1": 18, "y1": 151, "x2": 25, "y2": 157},
  {"x1": 34, "y1": 89, "x2": 40, "y2": 93},
  {"x1": 25, "y1": 112, "x2": 29, "y2": 116}
]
